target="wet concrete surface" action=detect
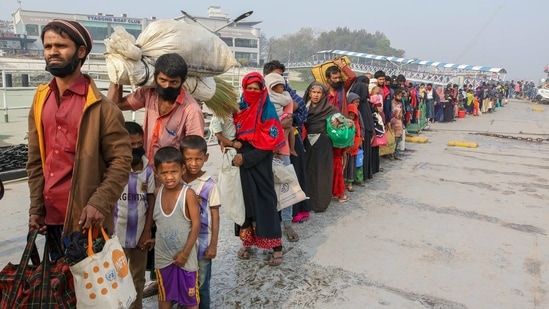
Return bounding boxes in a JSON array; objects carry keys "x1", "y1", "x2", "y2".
[{"x1": 1, "y1": 99, "x2": 549, "y2": 308}]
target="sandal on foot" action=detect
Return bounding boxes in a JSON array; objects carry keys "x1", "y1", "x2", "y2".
[
  {"x1": 143, "y1": 281, "x2": 158, "y2": 298},
  {"x1": 298, "y1": 216, "x2": 309, "y2": 223},
  {"x1": 293, "y1": 212, "x2": 310, "y2": 223},
  {"x1": 283, "y1": 227, "x2": 300, "y2": 242},
  {"x1": 346, "y1": 185, "x2": 354, "y2": 192},
  {"x1": 237, "y1": 247, "x2": 251, "y2": 260},
  {"x1": 292, "y1": 212, "x2": 306, "y2": 223},
  {"x1": 268, "y1": 254, "x2": 283, "y2": 266},
  {"x1": 338, "y1": 195, "x2": 350, "y2": 203}
]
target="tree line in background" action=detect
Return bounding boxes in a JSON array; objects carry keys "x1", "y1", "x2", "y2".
[
  {"x1": 0, "y1": 20, "x2": 13, "y2": 33},
  {"x1": 261, "y1": 26, "x2": 405, "y2": 83}
]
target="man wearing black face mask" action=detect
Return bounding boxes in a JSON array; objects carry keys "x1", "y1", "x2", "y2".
[
  {"x1": 108, "y1": 53, "x2": 204, "y2": 166},
  {"x1": 108, "y1": 52, "x2": 204, "y2": 298},
  {"x1": 27, "y1": 20, "x2": 132, "y2": 249}
]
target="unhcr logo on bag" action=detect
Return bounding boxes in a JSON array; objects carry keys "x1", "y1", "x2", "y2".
[{"x1": 112, "y1": 249, "x2": 130, "y2": 278}]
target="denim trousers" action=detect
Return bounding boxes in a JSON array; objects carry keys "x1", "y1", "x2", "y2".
[
  {"x1": 198, "y1": 258, "x2": 212, "y2": 309},
  {"x1": 279, "y1": 155, "x2": 293, "y2": 226},
  {"x1": 426, "y1": 99, "x2": 435, "y2": 120}
]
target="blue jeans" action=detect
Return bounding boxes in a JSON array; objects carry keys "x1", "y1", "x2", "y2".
[
  {"x1": 279, "y1": 155, "x2": 293, "y2": 226},
  {"x1": 426, "y1": 99, "x2": 435, "y2": 120},
  {"x1": 198, "y1": 258, "x2": 212, "y2": 309}
]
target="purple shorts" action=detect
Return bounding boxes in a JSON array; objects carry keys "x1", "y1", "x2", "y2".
[{"x1": 155, "y1": 264, "x2": 199, "y2": 306}]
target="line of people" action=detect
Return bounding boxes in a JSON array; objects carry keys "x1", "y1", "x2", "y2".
[{"x1": 26, "y1": 18, "x2": 459, "y2": 309}]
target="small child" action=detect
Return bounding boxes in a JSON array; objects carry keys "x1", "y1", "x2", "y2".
[
  {"x1": 370, "y1": 86, "x2": 385, "y2": 122},
  {"x1": 466, "y1": 89, "x2": 474, "y2": 114},
  {"x1": 344, "y1": 93, "x2": 363, "y2": 192},
  {"x1": 180, "y1": 136, "x2": 221, "y2": 309},
  {"x1": 473, "y1": 96, "x2": 480, "y2": 116},
  {"x1": 147, "y1": 146, "x2": 201, "y2": 309},
  {"x1": 114, "y1": 122, "x2": 155, "y2": 309},
  {"x1": 390, "y1": 105, "x2": 404, "y2": 160},
  {"x1": 265, "y1": 72, "x2": 297, "y2": 157}
]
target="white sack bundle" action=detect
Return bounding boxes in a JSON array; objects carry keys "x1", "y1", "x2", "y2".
[
  {"x1": 104, "y1": 27, "x2": 217, "y2": 101},
  {"x1": 136, "y1": 19, "x2": 240, "y2": 76},
  {"x1": 104, "y1": 26, "x2": 150, "y2": 87}
]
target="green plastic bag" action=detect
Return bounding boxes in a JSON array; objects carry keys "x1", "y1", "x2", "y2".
[{"x1": 326, "y1": 113, "x2": 355, "y2": 148}]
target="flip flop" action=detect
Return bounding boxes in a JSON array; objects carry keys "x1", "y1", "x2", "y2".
[
  {"x1": 283, "y1": 227, "x2": 299, "y2": 242},
  {"x1": 267, "y1": 254, "x2": 283, "y2": 266},
  {"x1": 292, "y1": 213, "x2": 306, "y2": 223},
  {"x1": 338, "y1": 195, "x2": 350, "y2": 203},
  {"x1": 143, "y1": 281, "x2": 158, "y2": 298},
  {"x1": 237, "y1": 247, "x2": 251, "y2": 260},
  {"x1": 293, "y1": 212, "x2": 310, "y2": 223}
]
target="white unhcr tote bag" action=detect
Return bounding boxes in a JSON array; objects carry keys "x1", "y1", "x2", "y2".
[{"x1": 69, "y1": 227, "x2": 136, "y2": 308}]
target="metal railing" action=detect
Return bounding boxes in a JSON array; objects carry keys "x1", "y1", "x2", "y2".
[
  {"x1": 0, "y1": 68, "x2": 110, "y2": 122},
  {"x1": 285, "y1": 62, "x2": 494, "y2": 87}
]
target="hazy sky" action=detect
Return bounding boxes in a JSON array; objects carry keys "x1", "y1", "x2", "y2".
[{"x1": 2, "y1": 0, "x2": 548, "y2": 81}]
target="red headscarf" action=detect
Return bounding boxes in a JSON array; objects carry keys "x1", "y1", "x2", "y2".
[{"x1": 234, "y1": 72, "x2": 286, "y2": 151}]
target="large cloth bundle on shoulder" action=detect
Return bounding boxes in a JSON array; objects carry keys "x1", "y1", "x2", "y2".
[{"x1": 104, "y1": 19, "x2": 239, "y2": 100}]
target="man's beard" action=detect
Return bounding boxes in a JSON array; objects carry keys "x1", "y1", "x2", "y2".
[
  {"x1": 330, "y1": 81, "x2": 343, "y2": 89},
  {"x1": 45, "y1": 51, "x2": 80, "y2": 77}
]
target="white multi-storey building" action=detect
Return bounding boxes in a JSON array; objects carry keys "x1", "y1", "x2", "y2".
[{"x1": 8, "y1": 6, "x2": 261, "y2": 65}]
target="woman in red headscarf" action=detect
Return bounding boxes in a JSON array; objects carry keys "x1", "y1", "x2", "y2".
[{"x1": 231, "y1": 72, "x2": 286, "y2": 266}]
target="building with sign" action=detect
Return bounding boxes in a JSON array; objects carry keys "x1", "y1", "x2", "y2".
[
  {"x1": 9, "y1": 7, "x2": 262, "y2": 65},
  {"x1": 11, "y1": 8, "x2": 150, "y2": 55}
]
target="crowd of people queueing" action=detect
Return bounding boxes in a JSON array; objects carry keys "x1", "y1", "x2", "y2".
[{"x1": 26, "y1": 17, "x2": 525, "y2": 309}]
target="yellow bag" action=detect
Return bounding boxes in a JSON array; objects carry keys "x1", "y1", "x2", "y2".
[
  {"x1": 379, "y1": 128, "x2": 396, "y2": 156},
  {"x1": 311, "y1": 56, "x2": 352, "y2": 85}
]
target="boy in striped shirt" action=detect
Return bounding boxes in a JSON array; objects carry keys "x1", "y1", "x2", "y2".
[
  {"x1": 114, "y1": 121, "x2": 156, "y2": 309},
  {"x1": 180, "y1": 135, "x2": 220, "y2": 309}
]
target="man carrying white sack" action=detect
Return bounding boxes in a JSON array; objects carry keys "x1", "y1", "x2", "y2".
[
  {"x1": 108, "y1": 53, "x2": 204, "y2": 164},
  {"x1": 108, "y1": 52, "x2": 204, "y2": 298}
]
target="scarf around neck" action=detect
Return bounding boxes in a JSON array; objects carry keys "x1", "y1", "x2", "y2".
[
  {"x1": 233, "y1": 72, "x2": 285, "y2": 151},
  {"x1": 304, "y1": 81, "x2": 338, "y2": 134}
]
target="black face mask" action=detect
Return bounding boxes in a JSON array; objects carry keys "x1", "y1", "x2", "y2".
[
  {"x1": 131, "y1": 146, "x2": 145, "y2": 166},
  {"x1": 155, "y1": 84, "x2": 181, "y2": 101},
  {"x1": 330, "y1": 81, "x2": 343, "y2": 89},
  {"x1": 45, "y1": 50, "x2": 80, "y2": 77}
]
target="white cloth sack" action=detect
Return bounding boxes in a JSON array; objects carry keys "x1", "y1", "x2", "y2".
[
  {"x1": 105, "y1": 19, "x2": 238, "y2": 78},
  {"x1": 218, "y1": 148, "x2": 245, "y2": 225},
  {"x1": 275, "y1": 164, "x2": 308, "y2": 211},
  {"x1": 136, "y1": 19, "x2": 239, "y2": 76},
  {"x1": 104, "y1": 25, "x2": 218, "y2": 101},
  {"x1": 70, "y1": 228, "x2": 136, "y2": 309}
]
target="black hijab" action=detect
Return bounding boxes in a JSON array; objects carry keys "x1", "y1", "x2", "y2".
[
  {"x1": 350, "y1": 76, "x2": 375, "y2": 132},
  {"x1": 304, "y1": 81, "x2": 338, "y2": 134}
]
